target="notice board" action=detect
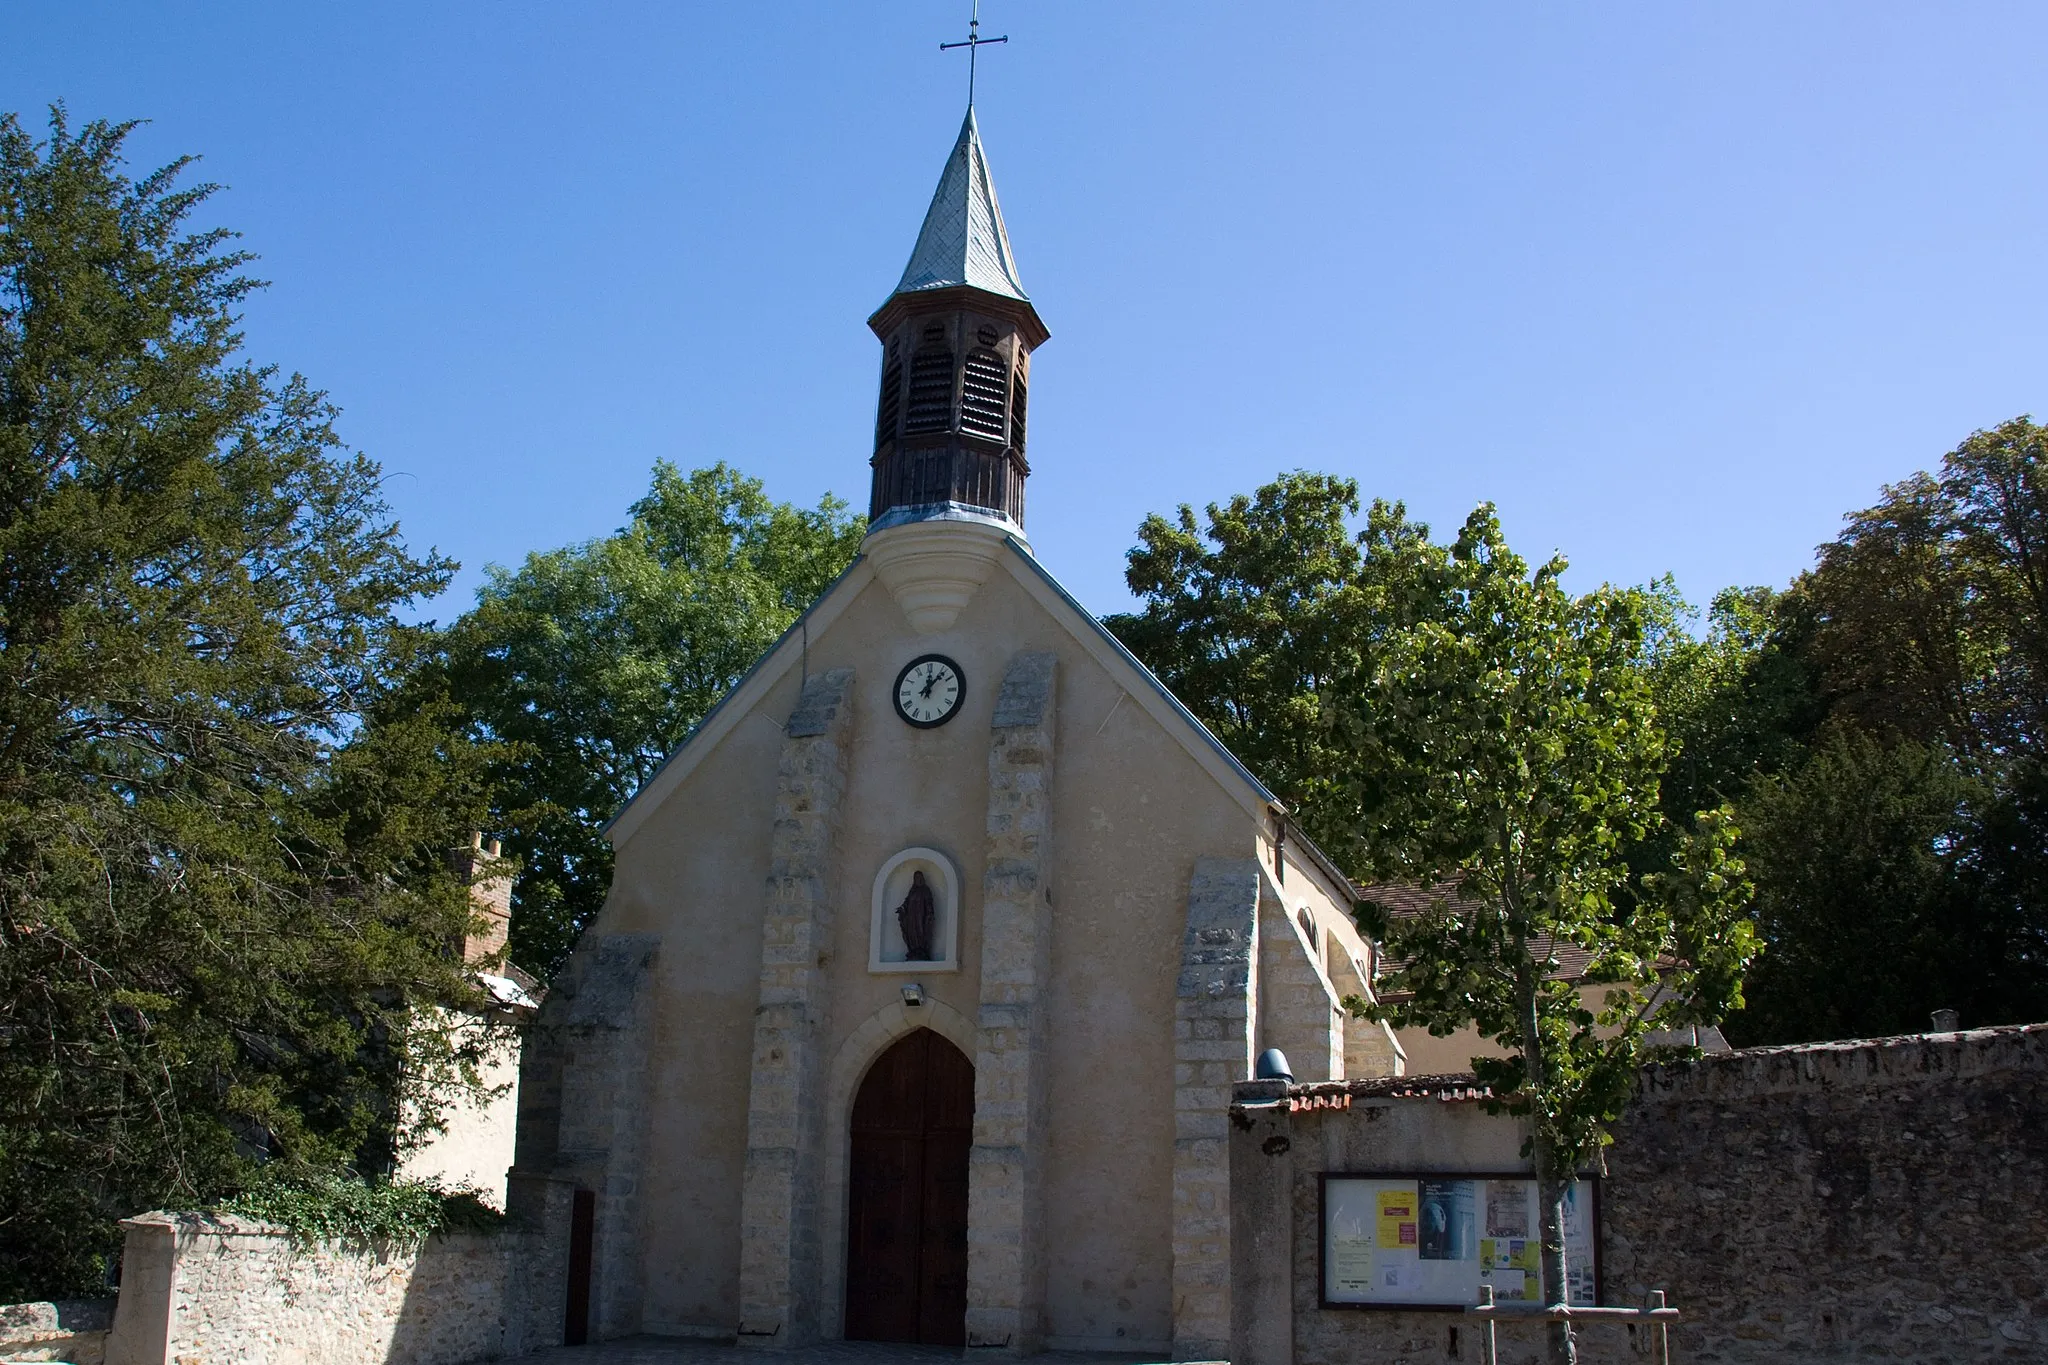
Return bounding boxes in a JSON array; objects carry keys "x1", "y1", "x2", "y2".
[{"x1": 1319, "y1": 1173, "x2": 1599, "y2": 1310}]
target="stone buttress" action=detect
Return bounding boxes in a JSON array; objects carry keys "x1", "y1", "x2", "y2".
[
  {"x1": 966, "y1": 651, "x2": 1058, "y2": 1352},
  {"x1": 1172, "y1": 857, "x2": 1262, "y2": 1359},
  {"x1": 737, "y1": 668, "x2": 856, "y2": 1346}
]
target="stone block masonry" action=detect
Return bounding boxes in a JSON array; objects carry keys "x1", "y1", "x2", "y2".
[
  {"x1": 101, "y1": 1213, "x2": 556, "y2": 1365},
  {"x1": 1229, "y1": 1023, "x2": 2048, "y2": 1365},
  {"x1": 0, "y1": 1298, "x2": 110, "y2": 1364},
  {"x1": 1607, "y1": 1023, "x2": 2048, "y2": 1363},
  {"x1": 508, "y1": 921, "x2": 647, "y2": 1345},
  {"x1": 967, "y1": 651, "x2": 1056, "y2": 1353},
  {"x1": 552, "y1": 931, "x2": 660, "y2": 1339},
  {"x1": 1172, "y1": 856, "x2": 1262, "y2": 1361},
  {"x1": 737, "y1": 667, "x2": 855, "y2": 1348}
]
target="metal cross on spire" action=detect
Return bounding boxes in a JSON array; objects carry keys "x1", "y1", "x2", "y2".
[{"x1": 939, "y1": 0, "x2": 1007, "y2": 108}]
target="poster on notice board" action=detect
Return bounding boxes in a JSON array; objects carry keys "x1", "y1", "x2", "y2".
[{"x1": 1321, "y1": 1174, "x2": 1598, "y2": 1309}]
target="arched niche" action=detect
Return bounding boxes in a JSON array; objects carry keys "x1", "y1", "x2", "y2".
[{"x1": 869, "y1": 847, "x2": 960, "y2": 973}]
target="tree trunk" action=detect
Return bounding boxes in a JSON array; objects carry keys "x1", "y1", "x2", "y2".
[
  {"x1": 1535, "y1": 1157, "x2": 1579, "y2": 1365},
  {"x1": 1515, "y1": 922, "x2": 1576, "y2": 1365}
]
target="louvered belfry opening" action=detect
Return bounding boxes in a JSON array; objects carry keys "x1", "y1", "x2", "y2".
[
  {"x1": 867, "y1": 292, "x2": 1037, "y2": 530},
  {"x1": 903, "y1": 341, "x2": 954, "y2": 435},
  {"x1": 959, "y1": 349, "x2": 1008, "y2": 439},
  {"x1": 875, "y1": 345, "x2": 903, "y2": 449},
  {"x1": 1008, "y1": 371, "x2": 1027, "y2": 454}
]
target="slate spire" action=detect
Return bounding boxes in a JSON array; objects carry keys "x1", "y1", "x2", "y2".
[
  {"x1": 889, "y1": 107, "x2": 1029, "y2": 304},
  {"x1": 866, "y1": 109, "x2": 1048, "y2": 534}
]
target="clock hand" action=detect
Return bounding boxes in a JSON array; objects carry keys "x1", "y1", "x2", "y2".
[{"x1": 920, "y1": 672, "x2": 938, "y2": 698}]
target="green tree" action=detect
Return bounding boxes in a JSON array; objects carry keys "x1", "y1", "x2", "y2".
[
  {"x1": 1104, "y1": 471, "x2": 1439, "y2": 852},
  {"x1": 1333, "y1": 506, "x2": 1755, "y2": 1362},
  {"x1": 437, "y1": 462, "x2": 863, "y2": 979},
  {"x1": 1644, "y1": 586, "x2": 1822, "y2": 817},
  {"x1": 1802, "y1": 418, "x2": 2048, "y2": 759},
  {"x1": 1621, "y1": 583, "x2": 1824, "y2": 914},
  {"x1": 1730, "y1": 731, "x2": 2048, "y2": 1045},
  {"x1": 1719, "y1": 418, "x2": 2048, "y2": 1041},
  {"x1": 0, "y1": 109, "x2": 496, "y2": 1297}
]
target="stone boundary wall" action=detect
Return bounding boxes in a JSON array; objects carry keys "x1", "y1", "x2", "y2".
[
  {"x1": 102, "y1": 1211, "x2": 561, "y2": 1365},
  {"x1": 1609, "y1": 1023, "x2": 2048, "y2": 1363},
  {"x1": 0, "y1": 1298, "x2": 112, "y2": 1363},
  {"x1": 1230, "y1": 1024, "x2": 2048, "y2": 1365}
]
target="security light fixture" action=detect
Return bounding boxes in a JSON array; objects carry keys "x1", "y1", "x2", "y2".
[{"x1": 901, "y1": 983, "x2": 924, "y2": 1008}]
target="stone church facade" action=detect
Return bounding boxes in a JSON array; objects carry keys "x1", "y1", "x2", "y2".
[{"x1": 510, "y1": 108, "x2": 1404, "y2": 1358}]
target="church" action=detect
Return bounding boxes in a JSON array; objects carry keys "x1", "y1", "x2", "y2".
[{"x1": 510, "y1": 106, "x2": 1405, "y2": 1358}]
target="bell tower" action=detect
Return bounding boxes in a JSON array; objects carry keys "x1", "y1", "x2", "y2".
[{"x1": 867, "y1": 108, "x2": 1048, "y2": 537}]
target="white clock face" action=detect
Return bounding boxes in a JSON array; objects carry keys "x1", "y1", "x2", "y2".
[{"x1": 895, "y1": 654, "x2": 964, "y2": 728}]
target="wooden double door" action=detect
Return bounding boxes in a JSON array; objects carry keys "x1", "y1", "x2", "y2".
[{"x1": 844, "y1": 1028, "x2": 975, "y2": 1346}]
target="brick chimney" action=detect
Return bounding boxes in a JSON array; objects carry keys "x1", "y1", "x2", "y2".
[{"x1": 451, "y1": 833, "x2": 514, "y2": 966}]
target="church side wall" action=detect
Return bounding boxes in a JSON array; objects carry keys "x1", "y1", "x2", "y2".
[
  {"x1": 1394, "y1": 984, "x2": 1619, "y2": 1077},
  {"x1": 1256, "y1": 881, "x2": 1343, "y2": 1084},
  {"x1": 1259, "y1": 839, "x2": 1404, "y2": 1082}
]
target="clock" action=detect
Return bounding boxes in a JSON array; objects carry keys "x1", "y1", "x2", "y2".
[{"x1": 894, "y1": 654, "x2": 965, "y2": 728}]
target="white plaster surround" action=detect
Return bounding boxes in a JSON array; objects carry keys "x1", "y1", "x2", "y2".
[
  {"x1": 817, "y1": 998, "x2": 978, "y2": 1340},
  {"x1": 863, "y1": 516, "x2": 1012, "y2": 634},
  {"x1": 869, "y1": 846, "x2": 961, "y2": 972}
]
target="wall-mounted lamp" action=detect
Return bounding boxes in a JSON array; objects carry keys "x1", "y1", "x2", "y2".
[{"x1": 901, "y1": 983, "x2": 924, "y2": 1008}]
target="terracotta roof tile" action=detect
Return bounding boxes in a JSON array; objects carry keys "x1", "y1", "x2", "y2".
[{"x1": 1317, "y1": 1074, "x2": 1496, "y2": 1102}]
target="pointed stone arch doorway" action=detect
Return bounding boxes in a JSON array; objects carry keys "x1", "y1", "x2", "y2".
[{"x1": 843, "y1": 1027, "x2": 974, "y2": 1346}]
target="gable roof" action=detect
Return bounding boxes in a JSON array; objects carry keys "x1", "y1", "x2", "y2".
[
  {"x1": 998, "y1": 538, "x2": 1275, "y2": 809},
  {"x1": 603, "y1": 554, "x2": 876, "y2": 848},
  {"x1": 602, "y1": 534, "x2": 1362, "y2": 913},
  {"x1": 604, "y1": 539, "x2": 1277, "y2": 848}
]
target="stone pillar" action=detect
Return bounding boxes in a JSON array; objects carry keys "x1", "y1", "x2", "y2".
[
  {"x1": 967, "y1": 651, "x2": 1057, "y2": 1353},
  {"x1": 1172, "y1": 857, "x2": 1262, "y2": 1360},
  {"x1": 737, "y1": 667, "x2": 855, "y2": 1347},
  {"x1": 1228, "y1": 1079, "x2": 1295, "y2": 1365}
]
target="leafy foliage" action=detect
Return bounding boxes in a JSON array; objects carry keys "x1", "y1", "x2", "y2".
[
  {"x1": 435, "y1": 462, "x2": 863, "y2": 978},
  {"x1": 1710, "y1": 418, "x2": 2048, "y2": 1042},
  {"x1": 0, "y1": 109, "x2": 498, "y2": 1299},
  {"x1": 1732, "y1": 732, "x2": 2048, "y2": 1044},
  {"x1": 221, "y1": 1171, "x2": 505, "y2": 1253},
  {"x1": 1103, "y1": 471, "x2": 1438, "y2": 851}
]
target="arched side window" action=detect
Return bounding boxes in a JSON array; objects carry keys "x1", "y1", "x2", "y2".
[
  {"x1": 875, "y1": 354, "x2": 903, "y2": 449},
  {"x1": 904, "y1": 346, "x2": 955, "y2": 434},
  {"x1": 959, "y1": 348, "x2": 1009, "y2": 441}
]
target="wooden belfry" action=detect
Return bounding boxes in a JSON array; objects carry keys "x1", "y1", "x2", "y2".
[{"x1": 867, "y1": 10, "x2": 1047, "y2": 533}]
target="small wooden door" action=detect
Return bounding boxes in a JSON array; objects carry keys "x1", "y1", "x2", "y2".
[
  {"x1": 844, "y1": 1028, "x2": 975, "y2": 1345},
  {"x1": 564, "y1": 1187, "x2": 595, "y2": 1345}
]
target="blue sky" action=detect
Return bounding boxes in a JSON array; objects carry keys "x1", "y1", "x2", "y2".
[{"x1": 9, "y1": 3, "x2": 2048, "y2": 620}]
